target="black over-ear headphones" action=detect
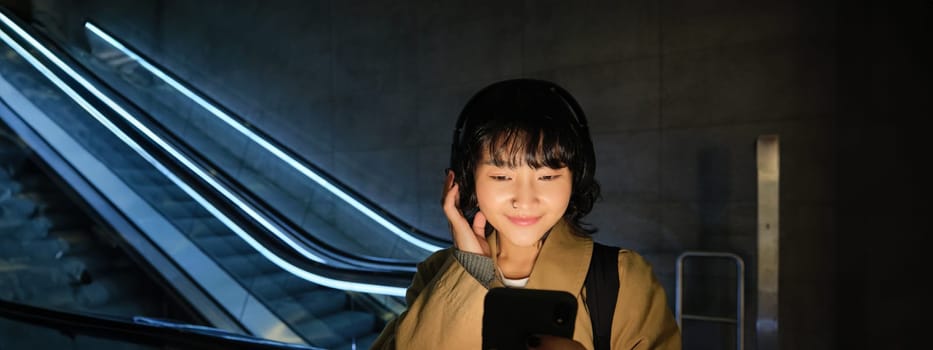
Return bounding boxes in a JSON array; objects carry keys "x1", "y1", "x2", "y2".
[{"x1": 449, "y1": 79, "x2": 591, "y2": 170}]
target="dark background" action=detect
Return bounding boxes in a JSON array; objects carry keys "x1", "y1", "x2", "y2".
[{"x1": 1, "y1": 0, "x2": 928, "y2": 348}]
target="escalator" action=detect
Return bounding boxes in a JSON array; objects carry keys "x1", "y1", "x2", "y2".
[
  {"x1": 71, "y1": 21, "x2": 447, "y2": 265},
  {"x1": 0, "y1": 127, "x2": 210, "y2": 349},
  {"x1": 0, "y1": 136, "x2": 159, "y2": 317},
  {"x1": 0, "y1": 8, "x2": 445, "y2": 350}
]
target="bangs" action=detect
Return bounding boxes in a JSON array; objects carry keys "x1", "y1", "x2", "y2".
[{"x1": 478, "y1": 125, "x2": 575, "y2": 169}]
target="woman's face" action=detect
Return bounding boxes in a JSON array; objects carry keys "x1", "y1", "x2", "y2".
[{"x1": 474, "y1": 153, "x2": 572, "y2": 248}]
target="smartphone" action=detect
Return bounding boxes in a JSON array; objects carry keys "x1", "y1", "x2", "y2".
[{"x1": 482, "y1": 287, "x2": 577, "y2": 350}]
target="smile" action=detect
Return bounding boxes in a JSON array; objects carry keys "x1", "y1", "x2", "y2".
[{"x1": 507, "y1": 216, "x2": 541, "y2": 226}]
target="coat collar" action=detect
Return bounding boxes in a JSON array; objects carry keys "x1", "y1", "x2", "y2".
[{"x1": 487, "y1": 219, "x2": 593, "y2": 295}]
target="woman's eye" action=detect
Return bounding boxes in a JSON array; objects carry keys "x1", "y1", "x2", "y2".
[
  {"x1": 539, "y1": 175, "x2": 561, "y2": 181},
  {"x1": 490, "y1": 175, "x2": 510, "y2": 181}
]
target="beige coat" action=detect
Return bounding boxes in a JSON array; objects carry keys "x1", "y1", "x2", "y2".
[{"x1": 371, "y1": 220, "x2": 681, "y2": 349}]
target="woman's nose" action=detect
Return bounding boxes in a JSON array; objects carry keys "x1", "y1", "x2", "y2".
[{"x1": 510, "y1": 180, "x2": 538, "y2": 209}]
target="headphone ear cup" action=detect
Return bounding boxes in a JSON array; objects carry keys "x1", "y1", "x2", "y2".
[{"x1": 449, "y1": 129, "x2": 460, "y2": 170}]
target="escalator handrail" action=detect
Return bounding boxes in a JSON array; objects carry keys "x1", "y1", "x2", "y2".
[{"x1": 0, "y1": 299, "x2": 320, "y2": 350}]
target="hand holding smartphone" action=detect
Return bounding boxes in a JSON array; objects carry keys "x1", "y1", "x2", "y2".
[{"x1": 482, "y1": 288, "x2": 577, "y2": 350}]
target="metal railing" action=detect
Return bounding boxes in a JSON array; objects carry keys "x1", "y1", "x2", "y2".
[
  {"x1": 675, "y1": 251, "x2": 745, "y2": 350},
  {"x1": 0, "y1": 299, "x2": 319, "y2": 350}
]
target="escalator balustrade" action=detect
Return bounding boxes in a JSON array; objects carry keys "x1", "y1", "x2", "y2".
[{"x1": 1, "y1": 13, "x2": 401, "y2": 349}]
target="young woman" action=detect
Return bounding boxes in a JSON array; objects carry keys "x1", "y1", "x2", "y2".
[{"x1": 371, "y1": 79, "x2": 680, "y2": 349}]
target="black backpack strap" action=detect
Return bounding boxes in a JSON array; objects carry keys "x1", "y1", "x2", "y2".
[{"x1": 585, "y1": 242, "x2": 620, "y2": 350}]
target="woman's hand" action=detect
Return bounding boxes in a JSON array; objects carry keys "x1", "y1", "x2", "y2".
[{"x1": 443, "y1": 170, "x2": 491, "y2": 257}]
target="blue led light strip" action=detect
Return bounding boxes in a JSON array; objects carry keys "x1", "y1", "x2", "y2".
[
  {"x1": 85, "y1": 22, "x2": 444, "y2": 254},
  {"x1": 0, "y1": 13, "x2": 406, "y2": 297}
]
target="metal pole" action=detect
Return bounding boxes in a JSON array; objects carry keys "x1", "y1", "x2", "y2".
[{"x1": 756, "y1": 135, "x2": 780, "y2": 350}]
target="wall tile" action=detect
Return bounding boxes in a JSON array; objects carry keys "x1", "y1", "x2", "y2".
[
  {"x1": 416, "y1": 0, "x2": 523, "y2": 87},
  {"x1": 661, "y1": 0, "x2": 836, "y2": 53},
  {"x1": 333, "y1": 0, "x2": 418, "y2": 95},
  {"x1": 416, "y1": 146, "x2": 452, "y2": 240},
  {"x1": 661, "y1": 40, "x2": 835, "y2": 128},
  {"x1": 532, "y1": 57, "x2": 661, "y2": 132},
  {"x1": 593, "y1": 130, "x2": 660, "y2": 201},
  {"x1": 332, "y1": 148, "x2": 420, "y2": 225},
  {"x1": 587, "y1": 199, "x2": 662, "y2": 252},
  {"x1": 661, "y1": 124, "x2": 763, "y2": 202},
  {"x1": 415, "y1": 81, "x2": 489, "y2": 147},
  {"x1": 332, "y1": 90, "x2": 419, "y2": 151},
  {"x1": 524, "y1": 0, "x2": 659, "y2": 72}
]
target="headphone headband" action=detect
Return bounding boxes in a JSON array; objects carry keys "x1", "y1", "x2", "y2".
[{"x1": 451, "y1": 79, "x2": 590, "y2": 155}]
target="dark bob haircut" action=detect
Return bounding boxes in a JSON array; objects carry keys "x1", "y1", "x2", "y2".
[{"x1": 449, "y1": 79, "x2": 601, "y2": 235}]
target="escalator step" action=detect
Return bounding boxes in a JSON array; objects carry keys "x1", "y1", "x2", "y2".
[
  {"x1": 0, "y1": 236, "x2": 68, "y2": 260},
  {"x1": 66, "y1": 250, "x2": 133, "y2": 274},
  {"x1": 268, "y1": 288, "x2": 346, "y2": 324},
  {"x1": 0, "y1": 217, "x2": 52, "y2": 240},
  {"x1": 71, "y1": 270, "x2": 145, "y2": 308},
  {"x1": 236, "y1": 167, "x2": 275, "y2": 195},
  {"x1": 111, "y1": 169, "x2": 164, "y2": 187},
  {"x1": 50, "y1": 229, "x2": 101, "y2": 256},
  {"x1": 14, "y1": 174, "x2": 60, "y2": 194},
  {"x1": 100, "y1": 151, "x2": 140, "y2": 169},
  {"x1": 132, "y1": 184, "x2": 192, "y2": 203},
  {"x1": 0, "y1": 197, "x2": 37, "y2": 218},
  {"x1": 294, "y1": 288, "x2": 348, "y2": 316},
  {"x1": 296, "y1": 311, "x2": 375, "y2": 349},
  {"x1": 90, "y1": 294, "x2": 156, "y2": 317},
  {"x1": 217, "y1": 253, "x2": 279, "y2": 280},
  {"x1": 184, "y1": 133, "x2": 243, "y2": 172},
  {"x1": 193, "y1": 235, "x2": 252, "y2": 257},
  {"x1": 0, "y1": 64, "x2": 189, "y2": 327},
  {"x1": 335, "y1": 332, "x2": 380, "y2": 350},
  {"x1": 323, "y1": 311, "x2": 377, "y2": 343},
  {"x1": 0, "y1": 262, "x2": 84, "y2": 302},
  {"x1": 0, "y1": 151, "x2": 26, "y2": 170},
  {"x1": 171, "y1": 217, "x2": 229, "y2": 238},
  {"x1": 250, "y1": 271, "x2": 319, "y2": 301},
  {"x1": 156, "y1": 200, "x2": 211, "y2": 219},
  {"x1": 41, "y1": 211, "x2": 88, "y2": 231},
  {"x1": 0, "y1": 180, "x2": 22, "y2": 196},
  {"x1": 0, "y1": 213, "x2": 30, "y2": 230}
]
